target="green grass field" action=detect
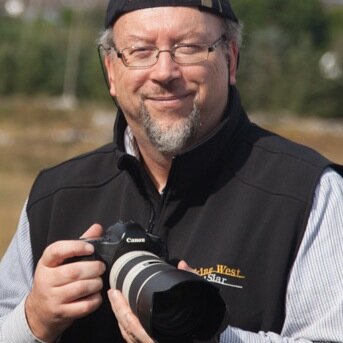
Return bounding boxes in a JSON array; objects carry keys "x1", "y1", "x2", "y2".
[{"x1": 1, "y1": 98, "x2": 342, "y2": 257}]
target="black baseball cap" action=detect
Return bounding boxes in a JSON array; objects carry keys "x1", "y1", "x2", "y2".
[{"x1": 105, "y1": 0, "x2": 239, "y2": 28}]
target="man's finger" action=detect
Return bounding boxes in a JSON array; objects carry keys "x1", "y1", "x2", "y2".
[
  {"x1": 108, "y1": 289, "x2": 155, "y2": 343},
  {"x1": 107, "y1": 289, "x2": 130, "y2": 319},
  {"x1": 51, "y1": 260, "x2": 106, "y2": 286},
  {"x1": 41, "y1": 240, "x2": 94, "y2": 268},
  {"x1": 58, "y1": 278, "x2": 104, "y2": 303},
  {"x1": 58, "y1": 292, "x2": 103, "y2": 319},
  {"x1": 80, "y1": 223, "x2": 104, "y2": 239},
  {"x1": 40, "y1": 223, "x2": 103, "y2": 268}
]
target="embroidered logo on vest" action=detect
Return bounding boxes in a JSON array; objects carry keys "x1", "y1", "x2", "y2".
[{"x1": 195, "y1": 264, "x2": 245, "y2": 289}]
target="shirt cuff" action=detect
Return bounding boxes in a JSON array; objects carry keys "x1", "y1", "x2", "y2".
[{"x1": 2, "y1": 296, "x2": 45, "y2": 343}]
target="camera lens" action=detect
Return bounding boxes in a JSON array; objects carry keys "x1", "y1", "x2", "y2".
[
  {"x1": 152, "y1": 281, "x2": 213, "y2": 336},
  {"x1": 109, "y1": 251, "x2": 227, "y2": 341}
]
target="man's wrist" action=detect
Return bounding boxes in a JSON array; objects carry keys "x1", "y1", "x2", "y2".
[{"x1": 25, "y1": 293, "x2": 64, "y2": 343}]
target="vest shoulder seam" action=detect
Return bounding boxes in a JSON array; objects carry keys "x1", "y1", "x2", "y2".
[
  {"x1": 232, "y1": 128, "x2": 328, "y2": 203},
  {"x1": 243, "y1": 126, "x2": 329, "y2": 168},
  {"x1": 39, "y1": 143, "x2": 116, "y2": 172},
  {"x1": 27, "y1": 143, "x2": 124, "y2": 210},
  {"x1": 232, "y1": 171, "x2": 309, "y2": 204},
  {"x1": 27, "y1": 171, "x2": 123, "y2": 211}
]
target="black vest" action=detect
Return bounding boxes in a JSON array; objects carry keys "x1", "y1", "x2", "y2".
[{"x1": 27, "y1": 87, "x2": 342, "y2": 342}]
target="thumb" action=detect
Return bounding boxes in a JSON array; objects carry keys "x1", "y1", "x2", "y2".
[
  {"x1": 177, "y1": 260, "x2": 196, "y2": 273},
  {"x1": 80, "y1": 223, "x2": 104, "y2": 239}
]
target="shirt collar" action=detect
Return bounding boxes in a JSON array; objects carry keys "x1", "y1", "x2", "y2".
[{"x1": 124, "y1": 125, "x2": 140, "y2": 159}]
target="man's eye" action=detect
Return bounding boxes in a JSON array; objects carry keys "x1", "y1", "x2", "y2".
[
  {"x1": 176, "y1": 45, "x2": 204, "y2": 55},
  {"x1": 129, "y1": 47, "x2": 155, "y2": 58}
]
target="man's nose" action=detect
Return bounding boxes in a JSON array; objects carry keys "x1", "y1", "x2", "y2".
[{"x1": 150, "y1": 50, "x2": 182, "y2": 83}]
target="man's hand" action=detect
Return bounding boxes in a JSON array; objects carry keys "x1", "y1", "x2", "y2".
[
  {"x1": 25, "y1": 224, "x2": 106, "y2": 343},
  {"x1": 107, "y1": 260, "x2": 193, "y2": 343},
  {"x1": 108, "y1": 289, "x2": 155, "y2": 343}
]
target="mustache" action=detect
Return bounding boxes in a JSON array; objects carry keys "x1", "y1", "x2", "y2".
[{"x1": 141, "y1": 84, "x2": 187, "y2": 99}]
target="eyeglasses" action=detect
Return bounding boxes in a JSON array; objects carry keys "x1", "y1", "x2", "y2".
[{"x1": 111, "y1": 35, "x2": 227, "y2": 68}]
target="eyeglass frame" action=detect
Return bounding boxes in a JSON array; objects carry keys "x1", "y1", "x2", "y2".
[{"x1": 105, "y1": 35, "x2": 228, "y2": 69}]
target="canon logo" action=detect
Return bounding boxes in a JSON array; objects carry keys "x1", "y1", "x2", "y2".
[{"x1": 126, "y1": 238, "x2": 146, "y2": 243}]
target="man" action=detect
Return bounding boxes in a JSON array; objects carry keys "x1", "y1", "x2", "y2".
[{"x1": 1, "y1": 0, "x2": 343, "y2": 342}]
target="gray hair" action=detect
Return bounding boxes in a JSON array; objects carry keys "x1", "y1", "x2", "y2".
[
  {"x1": 98, "y1": 18, "x2": 243, "y2": 54},
  {"x1": 222, "y1": 18, "x2": 243, "y2": 48}
]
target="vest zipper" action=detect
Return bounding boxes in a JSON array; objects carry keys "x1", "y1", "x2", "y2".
[
  {"x1": 146, "y1": 157, "x2": 176, "y2": 234},
  {"x1": 147, "y1": 202, "x2": 156, "y2": 233},
  {"x1": 147, "y1": 189, "x2": 168, "y2": 233}
]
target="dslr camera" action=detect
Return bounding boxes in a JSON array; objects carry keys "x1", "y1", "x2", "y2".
[{"x1": 76, "y1": 221, "x2": 228, "y2": 342}]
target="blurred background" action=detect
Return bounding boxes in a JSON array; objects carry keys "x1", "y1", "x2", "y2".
[{"x1": 0, "y1": 0, "x2": 342, "y2": 257}]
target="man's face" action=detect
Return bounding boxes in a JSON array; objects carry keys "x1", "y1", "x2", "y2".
[{"x1": 105, "y1": 7, "x2": 238, "y2": 155}]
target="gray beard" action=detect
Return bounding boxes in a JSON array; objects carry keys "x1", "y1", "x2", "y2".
[{"x1": 140, "y1": 100, "x2": 201, "y2": 156}]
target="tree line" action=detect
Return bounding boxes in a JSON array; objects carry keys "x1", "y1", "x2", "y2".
[{"x1": 0, "y1": 0, "x2": 342, "y2": 117}]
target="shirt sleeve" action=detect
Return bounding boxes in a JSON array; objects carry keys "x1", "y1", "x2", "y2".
[
  {"x1": 0, "y1": 201, "x2": 44, "y2": 343},
  {"x1": 220, "y1": 167, "x2": 343, "y2": 343}
]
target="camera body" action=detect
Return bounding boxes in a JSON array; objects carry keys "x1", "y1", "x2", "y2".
[
  {"x1": 75, "y1": 221, "x2": 228, "y2": 342},
  {"x1": 80, "y1": 221, "x2": 167, "y2": 268}
]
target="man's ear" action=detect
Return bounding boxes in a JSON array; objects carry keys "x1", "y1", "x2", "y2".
[
  {"x1": 228, "y1": 41, "x2": 239, "y2": 85},
  {"x1": 104, "y1": 54, "x2": 117, "y2": 97}
]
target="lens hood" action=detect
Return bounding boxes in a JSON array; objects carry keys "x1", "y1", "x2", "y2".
[{"x1": 109, "y1": 251, "x2": 228, "y2": 342}]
